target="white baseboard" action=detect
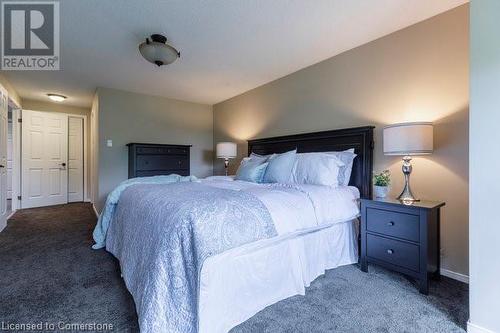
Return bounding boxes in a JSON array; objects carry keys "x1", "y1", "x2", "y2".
[
  {"x1": 468, "y1": 321, "x2": 497, "y2": 333},
  {"x1": 0, "y1": 210, "x2": 16, "y2": 233},
  {"x1": 92, "y1": 203, "x2": 99, "y2": 218},
  {"x1": 441, "y1": 268, "x2": 469, "y2": 284},
  {"x1": 7, "y1": 210, "x2": 16, "y2": 220}
]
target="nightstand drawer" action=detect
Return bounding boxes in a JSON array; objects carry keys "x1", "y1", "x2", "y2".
[
  {"x1": 366, "y1": 208, "x2": 419, "y2": 242},
  {"x1": 367, "y1": 234, "x2": 420, "y2": 272}
]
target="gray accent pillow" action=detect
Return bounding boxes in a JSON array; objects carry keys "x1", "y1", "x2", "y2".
[
  {"x1": 262, "y1": 149, "x2": 297, "y2": 183},
  {"x1": 235, "y1": 160, "x2": 269, "y2": 183}
]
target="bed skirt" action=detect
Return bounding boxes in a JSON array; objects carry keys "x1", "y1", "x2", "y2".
[{"x1": 199, "y1": 219, "x2": 359, "y2": 333}]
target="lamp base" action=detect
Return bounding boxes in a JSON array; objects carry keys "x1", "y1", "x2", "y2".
[
  {"x1": 397, "y1": 156, "x2": 419, "y2": 205},
  {"x1": 224, "y1": 158, "x2": 229, "y2": 176},
  {"x1": 397, "y1": 188, "x2": 420, "y2": 205}
]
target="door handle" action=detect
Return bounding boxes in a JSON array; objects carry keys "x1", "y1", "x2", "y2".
[
  {"x1": 0, "y1": 165, "x2": 4, "y2": 168},
  {"x1": 60, "y1": 162, "x2": 66, "y2": 170}
]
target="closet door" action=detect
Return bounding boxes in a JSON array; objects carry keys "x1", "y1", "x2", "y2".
[{"x1": 21, "y1": 110, "x2": 68, "y2": 208}]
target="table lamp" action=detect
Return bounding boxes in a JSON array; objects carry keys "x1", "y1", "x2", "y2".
[
  {"x1": 383, "y1": 122, "x2": 433, "y2": 203},
  {"x1": 216, "y1": 142, "x2": 237, "y2": 176}
]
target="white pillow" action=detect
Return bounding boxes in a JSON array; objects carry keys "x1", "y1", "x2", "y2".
[
  {"x1": 248, "y1": 152, "x2": 274, "y2": 163},
  {"x1": 325, "y1": 149, "x2": 357, "y2": 186},
  {"x1": 290, "y1": 153, "x2": 345, "y2": 186}
]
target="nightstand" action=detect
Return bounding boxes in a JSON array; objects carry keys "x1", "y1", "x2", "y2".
[{"x1": 360, "y1": 198, "x2": 445, "y2": 294}]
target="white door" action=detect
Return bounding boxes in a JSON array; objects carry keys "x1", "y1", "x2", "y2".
[
  {"x1": 68, "y1": 116, "x2": 83, "y2": 202},
  {"x1": 0, "y1": 85, "x2": 8, "y2": 230},
  {"x1": 22, "y1": 110, "x2": 68, "y2": 208}
]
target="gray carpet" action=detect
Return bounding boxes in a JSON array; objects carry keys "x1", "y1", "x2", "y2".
[{"x1": 0, "y1": 203, "x2": 468, "y2": 332}]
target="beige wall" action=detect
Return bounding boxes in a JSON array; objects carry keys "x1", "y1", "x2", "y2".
[
  {"x1": 469, "y1": 0, "x2": 500, "y2": 331},
  {"x1": 22, "y1": 99, "x2": 90, "y2": 116},
  {"x1": 96, "y1": 87, "x2": 213, "y2": 211},
  {"x1": 22, "y1": 99, "x2": 92, "y2": 200},
  {"x1": 0, "y1": 74, "x2": 21, "y2": 107},
  {"x1": 214, "y1": 5, "x2": 469, "y2": 276}
]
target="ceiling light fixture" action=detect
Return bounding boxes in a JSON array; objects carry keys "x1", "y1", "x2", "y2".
[
  {"x1": 47, "y1": 93, "x2": 67, "y2": 102},
  {"x1": 139, "y1": 34, "x2": 180, "y2": 67}
]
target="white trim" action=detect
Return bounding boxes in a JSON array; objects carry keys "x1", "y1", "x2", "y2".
[
  {"x1": 468, "y1": 321, "x2": 497, "y2": 333},
  {"x1": 6, "y1": 210, "x2": 15, "y2": 220},
  {"x1": 92, "y1": 203, "x2": 99, "y2": 218},
  {"x1": 441, "y1": 268, "x2": 469, "y2": 284},
  {"x1": 0, "y1": 84, "x2": 10, "y2": 232},
  {"x1": 83, "y1": 115, "x2": 88, "y2": 201},
  {"x1": 11, "y1": 108, "x2": 20, "y2": 210},
  {"x1": 67, "y1": 114, "x2": 88, "y2": 202},
  {"x1": 2, "y1": 210, "x2": 13, "y2": 230},
  {"x1": 7, "y1": 96, "x2": 21, "y2": 110}
]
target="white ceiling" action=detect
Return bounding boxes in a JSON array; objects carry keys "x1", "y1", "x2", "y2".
[{"x1": 3, "y1": 0, "x2": 467, "y2": 107}]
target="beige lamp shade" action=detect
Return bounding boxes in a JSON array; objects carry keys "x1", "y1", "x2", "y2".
[
  {"x1": 216, "y1": 142, "x2": 237, "y2": 159},
  {"x1": 383, "y1": 122, "x2": 433, "y2": 156}
]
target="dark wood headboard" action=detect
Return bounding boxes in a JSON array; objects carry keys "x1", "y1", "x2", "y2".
[{"x1": 247, "y1": 126, "x2": 375, "y2": 199}]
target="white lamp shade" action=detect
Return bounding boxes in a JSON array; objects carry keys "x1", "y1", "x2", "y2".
[
  {"x1": 383, "y1": 122, "x2": 433, "y2": 156},
  {"x1": 216, "y1": 142, "x2": 237, "y2": 159}
]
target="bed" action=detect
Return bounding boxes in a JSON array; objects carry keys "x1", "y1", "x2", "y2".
[{"x1": 98, "y1": 126, "x2": 374, "y2": 333}]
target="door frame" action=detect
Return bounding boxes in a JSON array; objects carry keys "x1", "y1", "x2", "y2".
[
  {"x1": 8, "y1": 99, "x2": 20, "y2": 213},
  {"x1": 18, "y1": 110, "x2": 88, "y2": 208},
  {"x1": 0, "y1": 85, "x2": 8, "y2": 230},
  {"x1": 68, "y1": 114, "x2": 88, "y2": 202}
]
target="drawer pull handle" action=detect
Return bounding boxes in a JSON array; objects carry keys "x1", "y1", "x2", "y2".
[
  {"x1": 387, "y1": 221, "x2": 395, "y2": 226},
  {"x1": 387, "y1": 249, "x2": 394, "y2": 255}
]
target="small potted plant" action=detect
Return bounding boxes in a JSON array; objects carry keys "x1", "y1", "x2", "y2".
[{"x1": 373, "y1": 170, "x2": 391, "y2": 198}]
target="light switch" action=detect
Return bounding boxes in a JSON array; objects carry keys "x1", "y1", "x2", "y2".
[{"x1": 106, "y1": 139, "x2": 113, "y2": 147}]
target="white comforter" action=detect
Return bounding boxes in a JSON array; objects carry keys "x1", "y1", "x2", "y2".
[{"x1": 202, "y1": 177, "x2": 360, "y2": 235}]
